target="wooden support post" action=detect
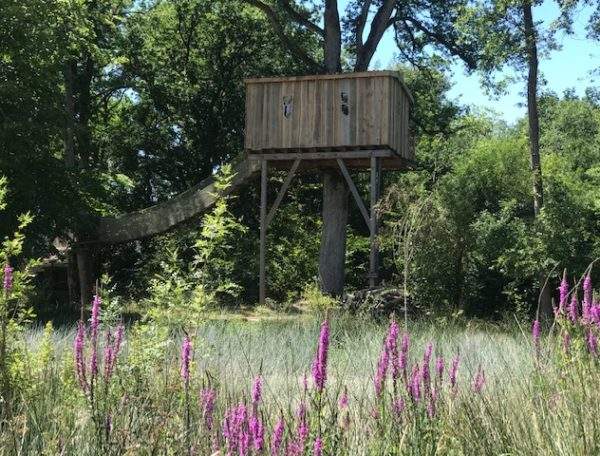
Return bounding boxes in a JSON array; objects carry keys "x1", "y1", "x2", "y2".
[
  {"x1": 369, "y1": 154, "x2": 382, "y2": 288},
  {"x1": 259, "y1": 159, "x2": 268, "y2": 305}
]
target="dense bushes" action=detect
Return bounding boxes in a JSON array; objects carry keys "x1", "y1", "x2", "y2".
[{"x1": 383, "y1": 97, "x2": 600, "y2": 317}]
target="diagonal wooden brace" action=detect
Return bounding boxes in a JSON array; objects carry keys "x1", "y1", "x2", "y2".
[
  {"x1": 266, "y1": 158, "x2": 301, "y2": 227},
  {"x1": 336, "y1": 158, "x2": 371, "y2": 231}
]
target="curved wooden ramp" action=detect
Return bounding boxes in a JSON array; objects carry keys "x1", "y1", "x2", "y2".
[{"x1": 93, "y1": 158, "x2": 261, "y2": 244}]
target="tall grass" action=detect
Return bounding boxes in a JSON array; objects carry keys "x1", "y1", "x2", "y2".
[{"x1": 3, "y1": 309, "x2": 598, "y2": 455}]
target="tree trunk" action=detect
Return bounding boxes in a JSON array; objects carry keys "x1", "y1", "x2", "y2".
[
  {"x1": 64, "y1": 56, "x2": 96, "y2": 312},
  {"x1": 318, "y1": 0, "x2": 347, "y2": 295},
  {"x1": 523, "y1": 1, "x2": 543, "y2": 216},
  {"x1": 523, "y1": 1, "x2": 551, "y2": 316},
  {"x1": 76, "y1": 246, "x2": 95, "y2": 316},
  {"x1": 319, "y1": 170, "x2": 349, "y2": 295}
]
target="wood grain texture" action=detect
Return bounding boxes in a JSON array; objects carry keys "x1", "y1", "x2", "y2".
[{"x1": 245, "y1": 71, "x2": 413, "y2": 163}]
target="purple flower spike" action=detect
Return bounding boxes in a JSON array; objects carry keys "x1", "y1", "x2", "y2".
[
  {"x1": 250, "y1": 414, "x2": 264, "y2": 452},
  {"x1": 423, "y1": 342, "x2": 433, "y2": 365},
  {"x1": 449, "y1": 355, "x2": 460, "y2": 389},
  {"x1": 568, "y1": 293, "x2": 579, "y2": 322},
  {"x1": 399, "y1": 332, "x2": 409, "y2": 376},
  {"x1": 311, "y1": 320, "x2": 330, "y2": 392},
  {"x1": 435, "y1": 356, "x2": 445, "y2": 379},
  {"x1": 392, "y1": 397, "x2": 405, "y2": 416},
  {"x1": 374, "y1": 337, "x2": 390, "y2": 397},
  {"x1": 110, "y1": 324, "x2": 124, "y2": 370},
  {"x1": 386, "y1": 319, "x2": 400, "y2": 379},
  {"x1": 472, "y1": 366, "x2": 486, "y2": 393},
  {"x1": 584, "y1": 274, "x2": 593, "y2": 320},
  {"x1": 338, "y1": 389, "x2": 348, "y2": 409},
  {"x1": 297, "y1": 402, "x2": 309, "y2": 444},
  {"x1": 559, "y1": 271, "x2": 569, "y2": 313},
  {"x1": 271, "y1": 415, "x2": 284, "y2": 456},
  {"x1": 532, "y1": 320, "x2": 541, "y2": 350},
  {"x1": 180, "y1": 336, "x2": 192, "y2": 384},
  {"x1": 200, "y1": 388, "x2": 217, "y2": 430},
  {"x1": 427, "y1": 395, "x2": 436, "y2": 418},
  {"x1": 252, "y1": 375, "x2": 263, "y2": 407},
  {"x1": 313, "y1": 437, "x2": 323, "y2": 456},
  {"x1": 90, "y1": 295, "x2": 101, "y2": 342},
  {"x1": 409, "y1": 364, "x2": 421, "y2": 402},
  {"x1": 3, "y1": 264, "x2": 13, "y2": 293}
]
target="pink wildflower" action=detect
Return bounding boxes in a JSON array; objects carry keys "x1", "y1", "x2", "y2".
[
  {"x1": 532, "y1": 319, "x2": 541, "y2": 350},
  {"x1": 296, "y1": 402, "x2": 309, "y2": 445},
  {"x1": 250, "y1": 414, "x2": 264, "y2": 452},
  {"x1": 386, "y1": 319, "x2": 400, "y2": 379},
  {"x1": 313, "y1": 437, "x2": 323, "y2": 456},
  {"x1": 338, "y1": 388, "x2": 349, "y2": 409},
  {"x1": 90, "y1": 294, "x2": 101, "y2": 343},
  {"x1": 558, "y1": 272, "x2": 569, "y2": 314},
  {"x1": 449, "y1": 355, "x2": 460, "y2": 389},
  {"x1": 374, "y1": 337, "x2": 390, "y2": 397},
  {"x1": 271, "y1": 415, "x2": 284, "y2": 456},
  {"x1": 472, "y1": 366, "x2": 486, "y2": 393},
  {"x1": 399, "y1": 332, "x2": 409, "y2": 376},
  {"x1": 409, "y1": 364, "x2": 421, "y2": 402},
  {"x1": 392, "y1": 397, "x2": 405, "y2": 416},
  {"x1": 435, "y1": 356, "x2": 445, "y2": 379},
  {"x1": 584, "y1": 274, "x2": 593, "y2": 320},
  {"x1": 568, "y1": 293, "x2": 578, "y2": 322},
  {"x1": 200, "y1": 388, "x2": 217, "y2": 431},
  {"x1": 252, "y1": 375, "x2": 263, "y2": 407},
  {"x1": 311, "y1": 320, "x2": 330, "y2": 392}
]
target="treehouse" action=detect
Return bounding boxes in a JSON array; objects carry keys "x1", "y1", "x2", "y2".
[
  {"x1": 244, "y1": 71, "x2": 414, "y2": 169},
  {"x1": 244, "y1": 71, "x2": 414, "y2": 303}
]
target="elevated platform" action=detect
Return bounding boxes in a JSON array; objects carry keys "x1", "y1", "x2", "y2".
[{"x1": 247, "y1": 148, "x2": 415, "y2": 171}]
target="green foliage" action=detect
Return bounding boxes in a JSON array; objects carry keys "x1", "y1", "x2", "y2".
[
  {"x1": 299, "y1": 282, "x2": 339, "y2": 313},
  {"x1": 0, "y1": 177, "x2": 38, "y2": 410},
  {"x1": 142, "y1": 165, "x2": 246, "y2": 328}
]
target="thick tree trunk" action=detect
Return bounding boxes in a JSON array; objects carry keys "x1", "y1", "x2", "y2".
[
  {"x1": 319, "y1": 170, "x2": 349, "y2": 295},
  {"x1": 319, "y1": 0, "x2": 348, "y2": 295},
  {"x1": 523, "y1": 1, "x2": 551, "y2": 317}
]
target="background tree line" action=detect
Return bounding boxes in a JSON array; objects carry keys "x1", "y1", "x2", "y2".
[{"x1": 1, "y1": 0, "x2": 599, "y2": 319}]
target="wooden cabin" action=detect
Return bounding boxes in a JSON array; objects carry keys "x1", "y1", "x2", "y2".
[{"x1": 244, "y1": 71, "x2": 413, "y2": 169}]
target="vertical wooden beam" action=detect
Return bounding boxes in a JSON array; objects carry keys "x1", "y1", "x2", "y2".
[
  {"x1": 259, "y1": 159, "x2": 268, "y2": 304},
  {"x1": 369, "y1": 154, "x2": 382, "y2": 288}
]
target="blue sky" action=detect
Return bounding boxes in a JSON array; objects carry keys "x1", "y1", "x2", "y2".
[{"x1": 350, "y1": 1, "x2": 600, "y2": 122}]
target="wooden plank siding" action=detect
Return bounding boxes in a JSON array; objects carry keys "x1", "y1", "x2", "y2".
[{"x1": 244, "y1": 71, "x2": 414, "y2": 164}]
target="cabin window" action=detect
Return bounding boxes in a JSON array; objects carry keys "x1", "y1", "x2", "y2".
[
  {"x1": 341, "y1": 91, "x2": 349, "y2": 116},
  {"x1": 283, "y1": 96, "x2": 293, "y2": 118}
]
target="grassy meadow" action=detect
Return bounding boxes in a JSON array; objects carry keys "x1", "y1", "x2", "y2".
[{"x1": 3, "y1": 311, "x2": 600, "y2": 456}]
